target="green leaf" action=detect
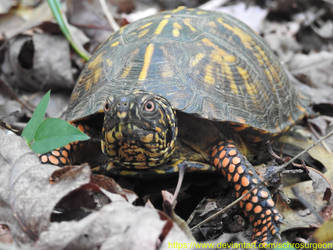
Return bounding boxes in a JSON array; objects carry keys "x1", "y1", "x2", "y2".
[
  {"x1": 22, "y1": 90, "x2": 50, "y2": 145},
  {"x1": 31, "y1": 118, "x2": 90, "y2": 154},
  {"x1": 47, "y1": 0, "x2": 90, "y2": 61}
]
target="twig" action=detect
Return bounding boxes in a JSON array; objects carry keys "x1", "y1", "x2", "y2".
[
  {"x1": 269, "y1": 129, "x2": 333, "y2": 179},
  {"x1": 99, "y1": 0, "x2": 120, "y2": 31},
  {"x1": 190, "y1": 186, "x2": 255, "y2": 230}
]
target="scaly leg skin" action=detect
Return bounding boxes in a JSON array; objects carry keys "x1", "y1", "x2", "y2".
[
  {"x1": 39, "y1": 123, "x2": 86, "y2": 167},
  {"x1": 211, "y1": 140, "x2": 282, "y2": 244}
]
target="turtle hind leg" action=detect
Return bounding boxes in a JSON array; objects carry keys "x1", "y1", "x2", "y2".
[{"x1": 211, "y1": 140, "x2": 282, "y2": 243}]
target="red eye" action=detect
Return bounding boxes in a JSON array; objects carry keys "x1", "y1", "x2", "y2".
[
  {"x1": 104, "y1": 102, "x2": 110, "y2": 112},
  {"x1": 144, "y1": 100, "x2": 155, "y2": 112}
]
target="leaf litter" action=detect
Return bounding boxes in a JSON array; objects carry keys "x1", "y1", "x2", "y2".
[{"x1": 1, "y1": 0, "x2": 333, "y2": 248}]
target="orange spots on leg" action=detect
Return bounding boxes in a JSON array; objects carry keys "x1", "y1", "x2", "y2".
[
  {"x1": 237, "y1": 166, "x2": 244, "y2": 174},
  {"x1": 233, "y1": 173, "x2": 240, "y2": 182},
  {"x1": 227, "y1": 173, "x2": 232, "y2": 182},
  {"x1": 228, "y1": 163, "x2": 235, "y2": 173},
  {"x1": 222, "y1": 157, "x2": 229, "y2": 168},
  {"x1": 219, "y1": 150, "x2": 227, "y2": 159},
  {"x1": 52, "y1": 150, "x2": 60, "y2": 157},
  {"x1": 64, "y1": 144, "x2": 71, "y2": 151},
  {"x1": 254, "y1": 205, "x2": 262, "y2": 214},
  {"x1": 232, "y1": 157, "x2": 241, "y2": 165},
  {"x1": 61, "y1": 150, "x2": 69, "y2": 158},
  {"x1": 48, "y1": 155, "x2": 59, "y2": 165},
  {"x1": 40, "y1": 155, "x2": 48, "y2": 163},
  {"x1": 265, "y1": 210, "x2": 271, "y2": 216},
  {"x1": 241, "y1": 176, "x2": 250, "y2": 187},
  {"x1": 211, "y1": 148, "x2": 218, "y2": 157},
  {"x1": 246, "y1": 202, "x2": 253, "y2": 212},
  {"x1": 235, "y1": 184, "x2": 241, "y2": 191},
  {"x1": 213, "y1": 158, "x2": 219, "y2": 167},
  {"x1": 251, "y1": 196, "x2": 258, "y2": 203},
  {"x1": 60, "y1": 157, "x2": 67, "y2": 165},
  {"x1": 228, "y1": 149, "x2": 237, "y2": 156},
  {"x1": 266, "y1": 199, "x2": 275, "y2": 207},
  {"x1": 259, "y1": 190, "x2": 269, "y2": 199}
]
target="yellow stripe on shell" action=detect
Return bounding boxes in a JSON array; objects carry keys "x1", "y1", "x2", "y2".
[
  {"x1": 154, "y1": 19, "x2": 169, "y2": 35},
  {"x1": 139, "y1": 43, "x2": 155, "y2": 81},
  {"x1": 183, "y1": 18, "x2": 196, "y2": 32}
]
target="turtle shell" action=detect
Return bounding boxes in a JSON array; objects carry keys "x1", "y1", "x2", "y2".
[{"x1": 64, "y1": 7, "x2": 310, "y2": 134}]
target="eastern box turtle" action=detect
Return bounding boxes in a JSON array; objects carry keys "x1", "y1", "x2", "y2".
[{"x1": 41, "y1": 6, "x2": 311, "y2": 244}]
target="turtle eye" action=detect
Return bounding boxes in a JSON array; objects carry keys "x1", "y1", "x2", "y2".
[
  {"x1": 144, "y1": 100, "x2": 155, "y2": 112},
  {"x1": 104, "y1": 101, "x2": 111, "y2": 112}
]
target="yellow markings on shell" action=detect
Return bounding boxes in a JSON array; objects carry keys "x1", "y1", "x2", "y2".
[
  {"x1": 172, "y1": 22, "x2": 182, "y2": 37},
  {"x1": 172, "y1": 28, "x2": 180, "y2": 37},
  {"x1": 85, "y1": 52, "x2": 103, "y2": 91},
  {"x1": 208, "y1": 21, "x2": 217, "y2": 27},
  {"x1": 196, "y1": 10, "x2": 207, "y2": 15},
  {"x1": 106, "y1": 59, "x2": 112, "y2": 67},
  {"x1": 183, "y1": 18, "x2": 196, "y2": 32},
  {"x1": 237, "y1": 66, "x2": 257, "y2": 96},
  {"x1": 138, "y1": 29, "x2": 150, "y2": 38},
  {"x1": 205, "y1": 39, "x2": 238, "y2": 94},
  {"x1": 201, "y1": 38, "x2": 236, "y2": 63},
  {"x1": 154, "y1": 18, "x2": 169, "y2": 35},
  {"x1": 172, "y1": 6, "x2": 185, "y2": 13},
  {"x1": 139, "y1": 22, "x2": 153, "y2": 30},
  {"x1": 121, "y1": 65, "x2": 132, "y2": 78},
  {"x1": 111, "y1": 41, "x2": 120, "y2": 47},
  {"x1": 139, "y1": 43, "x2": 155, "y2": 81},
  {"x1": 191, "y1": 53, "x2": 205, "y2": 67},
  {"x1": 161, "y1": 64, "x2": 174, "y2": 78},
  {"x1": 120, "y1": 49, "x2": 139, "y2": 78},
  {"x1": 141, "y1": 133, "x2": 154, "y2": 143},
  {"x1": 204, "y1": 64, "x2": 215, "y2": 85}
]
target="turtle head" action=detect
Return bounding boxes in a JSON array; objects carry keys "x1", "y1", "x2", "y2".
[{"x1": 101, "y1": 90, "x2": 177, "y2": 169}]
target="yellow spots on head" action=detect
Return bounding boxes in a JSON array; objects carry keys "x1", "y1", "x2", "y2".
[
  {"x1": 141, "y1": 133, "x2": 154, "y2": 143},
  {"x1": 106, "y1": 131, "x2": 115, "y2": 143},
  {"x1": 163, "y1": 14, "x2": 172, "y2": 18},
  {"x1": 117, "y1": 111, "x2": 127, "y2": 119},
  {"x1": 204, "y1": 64, "x2": 215, "y2": 85},
  {"x1": 172, "y1": 22, "x2": 182, "y2": 38},
  {"x1": 191, "y1": 53, "x2": 205, "y2": 67},
  {"x1": 138, "y1": 29, "x2": 150, "y2": 38},
  {"x1": 154, "y1": 18, "x2": 169, "y2": 35},
  {"x1": 183, "y1": 18, "x2": 196, "y2": 32},
  {"x1": 111, "y1": 41, "x2": 119, "y2": 47},
  {"x1": 139, "y1": 43, "x2": 154, "y2": 81},
  {"x1": 237, "y1": 66, "x2": 257, "y2": 96}
]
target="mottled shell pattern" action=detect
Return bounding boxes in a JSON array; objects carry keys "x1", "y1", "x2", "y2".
[{"x1": 64, "y1": 6, "x2": 310, "y2": 134}]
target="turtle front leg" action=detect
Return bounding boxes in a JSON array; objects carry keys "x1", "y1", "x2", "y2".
[
  {"x1": 39, "y1": 123, "x2": 88, "y2": 167},
  {"x1": 211, "y1": 140, "x2": 282, "y2": 244}
]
